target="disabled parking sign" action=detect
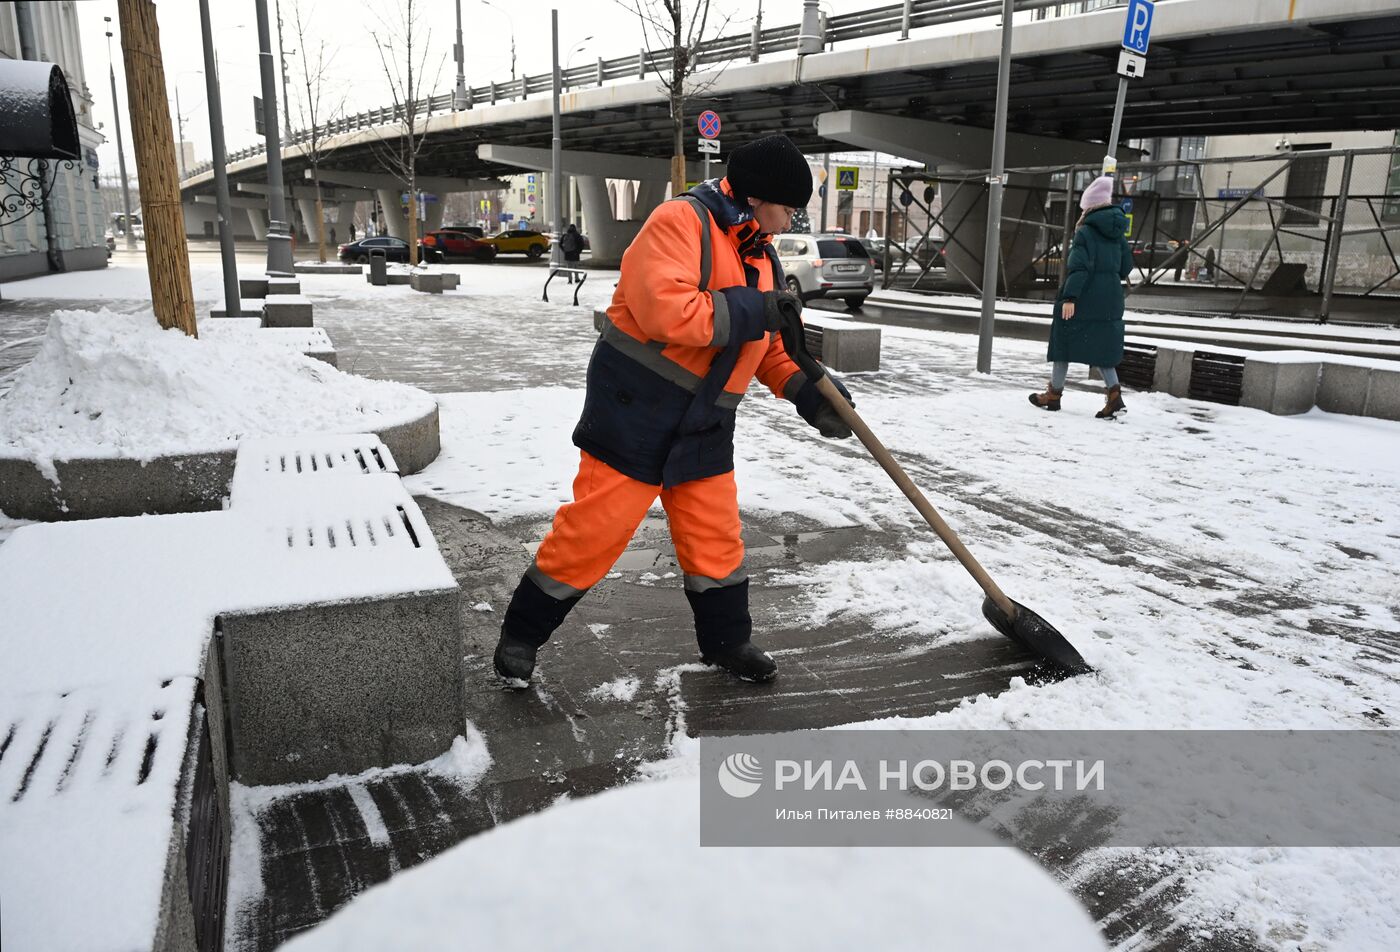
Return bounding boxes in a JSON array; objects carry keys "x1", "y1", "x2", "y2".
[{"x1": 1123, "y1": 0, "x2": 1154, "y2": 55}]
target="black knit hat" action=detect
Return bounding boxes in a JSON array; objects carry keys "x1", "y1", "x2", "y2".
[{"x1": 726, "y1": 134, "x2": 813, "y2": 208}]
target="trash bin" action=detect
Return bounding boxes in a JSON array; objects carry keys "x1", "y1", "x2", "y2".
[{"x1": 369, "y1": 249, "x2": 387, "y2": 286}]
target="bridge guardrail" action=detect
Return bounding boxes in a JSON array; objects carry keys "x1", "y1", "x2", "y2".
[{"x1": 183, "y1": 0, "x2": 1116, "y2": 181}]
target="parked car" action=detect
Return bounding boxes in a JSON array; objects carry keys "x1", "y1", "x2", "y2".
[
  {"x1": 419, "y1": 229, "x2": 498, "y2": 262},
  {"x1": 483, "y1": 229, "x2": 550, "y2": 259},
  {"x1": 339, "y1": 236, "x2": 411, "y2": 264},
  {"x1": 889, "y1": 235, "x2": 947, "y2": 269},
  {"x1": 774, "y1": 233, "x2": 874, "y2": 309},
  {"x1": 1131, "y1": 241, "x2": 1185, "y2": 271},
  {"x1": 441, "y1": 223, "x2": 486, "y2": 239},
  {"x1": 863, "y1": 236, "x2": 889, "y2": 271}
]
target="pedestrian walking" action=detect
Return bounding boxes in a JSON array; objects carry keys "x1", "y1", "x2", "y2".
[
  {"x1": 1029, "y1": 174, "x2": 1133, "y2": 419},
  {"x1": 492, "y1": 133, "x2": 853, "y2": 687},
  {"x1": 349, "y1": 221, "x2": 357, "y2": 242},
  {"x1": 1203, "y1": 245, "x2": 1216, "y2": 283},
  {"x1": 1172, "y1": 238, "x2": 1191, "y2": 281},
  {"x1": 560, "y1": 222, "x2": 584, "y2": 283}
]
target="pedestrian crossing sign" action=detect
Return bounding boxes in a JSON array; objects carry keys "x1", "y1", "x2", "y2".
[{"x1": 836, "y1": 167, "x2": 859, "y2": 190}]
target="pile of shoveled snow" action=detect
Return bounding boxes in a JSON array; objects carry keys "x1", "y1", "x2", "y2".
[
  {"x1": 283, "y1": 776, "x2": 1109, "y2": 951},
  {"x1": 0, "y1": 309, "x2": 434, "y2": 476}
]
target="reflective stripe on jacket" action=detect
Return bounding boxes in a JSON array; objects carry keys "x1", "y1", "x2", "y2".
[{"x1": 572, "y1": 179, "x2": 804, "y2": 487}]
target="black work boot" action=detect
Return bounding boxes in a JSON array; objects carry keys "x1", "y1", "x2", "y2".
[
  {"x1": 686, "y1": 579, "x2": 778, "y2": 683},
  {"x1": 701, "y1": 640, "x2": 778, "y2": 682},
  {"x1": 493, "y1": 572, "x2": 583, "y2": 687},
  {"x1": 493, "y1": 635, "x2": 538, "y2": 687}
]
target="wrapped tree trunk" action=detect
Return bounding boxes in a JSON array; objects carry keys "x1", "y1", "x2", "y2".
[{"x1": 117, "y1": 0, "x2": 197, "y2": 336}]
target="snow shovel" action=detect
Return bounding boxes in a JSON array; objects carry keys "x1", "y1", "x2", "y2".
[{"x1": 776, "y1": 302, "x2": 1092, "y2": 677}]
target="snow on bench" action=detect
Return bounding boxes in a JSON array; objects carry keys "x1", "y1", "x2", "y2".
[
  {"x1": 800, "y1": 312, "x2": 882, "y2": 373},
  {"x1": 202, "y1": 320, "x2": 337, "y2": 366},
  {"x1": 0, "y1": 433, "x2": 462, "y2": 950},
  {"x1": 1134, "y1": 337, "x2": 1400, "y2": 419}
]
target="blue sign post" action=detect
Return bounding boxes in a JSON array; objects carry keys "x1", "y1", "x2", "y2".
[
  {"x1": 1123, "y1": 0, "x2": 1155, "y2": 55},
  {"x1": 1105, "y1": 0, "x2": 1155, "y2": 175}
]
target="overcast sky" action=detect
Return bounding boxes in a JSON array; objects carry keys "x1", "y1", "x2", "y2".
[{"x1": 76, "y1": 0, "x2": 922, "y2": 174}]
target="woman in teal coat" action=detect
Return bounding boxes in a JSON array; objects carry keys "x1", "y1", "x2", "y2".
[{"x1": 1030, "y1": 175, "x2": 1133, "y2": 419}]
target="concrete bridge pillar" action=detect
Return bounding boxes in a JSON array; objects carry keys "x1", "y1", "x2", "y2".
[
  {"x1": 577, "y1": 175, "x2": 642, "y2": 265},
  {"x1": 336, "y1": 201, "x2": 358, "y2": 233},
  {"x1": 246, "y1": 208, "x2": 267, "y2": 240},
  {"x1": 424, "y1": 198, "x2": 444, "y2": 233},
  {"x1": 375, "y1": 189, "x2": 409, "y2": 239},
  {"x1": 296, "y1": 199, "x2": 320, "y2": 243},
  {"x1": 633, "y1": 179, "x2": 668, "y2": 220},
  {"x1": 939, "y1": 174, "x2": 1054, "y2": 292},
  {"x1": 815, "y1": 110, "x2": 1111, "y2": 292}
]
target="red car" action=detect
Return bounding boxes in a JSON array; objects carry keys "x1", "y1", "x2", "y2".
[{"x1": 419, "y1": 229, "x2": 498, "y2": 263}]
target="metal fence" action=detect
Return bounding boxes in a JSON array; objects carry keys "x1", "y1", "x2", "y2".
[
  {"x1": 182, "y1": 0, "x2": 1148, "y2": 181},
  {"x1": 884, "y1": 146, "x2": 1400, "y2": 322}
]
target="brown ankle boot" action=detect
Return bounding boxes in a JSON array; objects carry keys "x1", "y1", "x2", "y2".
[
  {"x1": 1028, "y1": 383, "x2": 1063, "y2": 411},
  {"x1": 1096, "y1": 385, "x2": 1126, "y2": 419}
]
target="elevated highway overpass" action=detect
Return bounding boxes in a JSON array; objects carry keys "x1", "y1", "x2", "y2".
[{"x1": 183, "y1": 0, "x2": 1400, "y2": 260}]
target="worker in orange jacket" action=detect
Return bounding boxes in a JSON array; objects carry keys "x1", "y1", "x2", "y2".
[{"x1": 494, "y1": 134, "x2": 854, "y2": 685}]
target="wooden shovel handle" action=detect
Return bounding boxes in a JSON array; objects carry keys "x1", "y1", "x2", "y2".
[{"x1": 815, "y1": 374, "x2": 1017, "y2": 619}]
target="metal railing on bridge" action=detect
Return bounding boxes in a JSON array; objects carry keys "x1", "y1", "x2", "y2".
[{"x1": 182, "y1": 0, "x2": 1134, "y2": 181}]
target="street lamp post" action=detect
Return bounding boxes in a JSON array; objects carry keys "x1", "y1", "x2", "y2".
[
  {"x1": 482, "y1": 0, "x2": 517, "y2": 82},
  {"x1": 174, "y1": 86, "x2": 186, "y2": 179},
  {"x1": 254, "y1": 0, "x2": 294, "y2": 274},
  {"x1": 550, "y1": 9, "x2": 563, "y2": 269},
  {"x1": 976, "y1": 0, "x2": 1014, "y2": 374},
  {"x1": 104, "y1": 17, "x2": 137, "y2": 250},
  {"x1": 199, "y1": 0, "x2": 242, "y2": 317},
  {"x1": 453, "y1": 0, "x2": 469, "y2": 109}
]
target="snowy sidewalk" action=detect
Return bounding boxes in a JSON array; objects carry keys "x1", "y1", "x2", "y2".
[{"x1": 3, "y1": 260, "x2": 1398, "y2": 951}]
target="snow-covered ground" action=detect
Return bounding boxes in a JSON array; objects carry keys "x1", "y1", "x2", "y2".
[{"x1": 2, "y1": 259, "x2": 1397, "y2": 949}]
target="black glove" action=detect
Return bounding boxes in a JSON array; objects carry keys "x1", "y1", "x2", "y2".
[
  {"x1": 793, "y1": 375, "x2": 855, "y2": 440},
  {"x1": 762, "y1": 289, "x2": 802, "y2": 333}
]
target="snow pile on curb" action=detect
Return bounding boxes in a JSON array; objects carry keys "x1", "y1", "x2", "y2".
[
  {"x1": 282, "y1": 776, "x2": 1109, "y2": 951},
  {"x1": 0, "y1": 309, "x2": 435, "y2": 475}
]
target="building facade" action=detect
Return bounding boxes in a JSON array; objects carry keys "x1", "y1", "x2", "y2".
[{"x1": 1, "y1": 2, "x2": 109, "y2": 281}]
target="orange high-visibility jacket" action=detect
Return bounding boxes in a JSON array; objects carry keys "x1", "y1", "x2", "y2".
[{"x1": 574, "y1": 179, "x2": 807, "y2": 487}]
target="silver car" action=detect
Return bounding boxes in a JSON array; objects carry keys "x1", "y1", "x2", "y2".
[{"x1": 774, "y1": 233, "x2": 874, "y2": 310}]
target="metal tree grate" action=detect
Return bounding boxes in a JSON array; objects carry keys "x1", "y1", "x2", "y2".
[
  {"x1": 1118, "y1": 342, "x2": 1158, "y2": 392},
  {"x1": 1188, "y1": 351, "x2": 1246, "y2": 405},
  {"x1": 185, "y1": 697, "x2": 227, "y2": 952}
]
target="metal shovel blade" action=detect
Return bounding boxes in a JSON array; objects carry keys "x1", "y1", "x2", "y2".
[{"x1": 982, "y1": 596, "x2": 1093, "y2": 677}]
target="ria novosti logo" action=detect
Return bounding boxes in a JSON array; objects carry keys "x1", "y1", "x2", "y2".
[{"x1": 717, "y1": 752, "x2": 764, "y2": 798}]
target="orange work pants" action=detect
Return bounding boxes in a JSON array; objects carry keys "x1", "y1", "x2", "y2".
[{"x1": 529, "y1": 451, "x2": 746, "y2": 598}]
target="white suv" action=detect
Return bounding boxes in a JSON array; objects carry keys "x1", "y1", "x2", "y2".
[{"x1": 774, "y1": 233, "x2": 874, "y2": 310}]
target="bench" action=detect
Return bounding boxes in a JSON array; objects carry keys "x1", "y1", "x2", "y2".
[
  {"x1": 410, "y1": 272, "x2": 445, "y2": 294},
  {"x1": 261, "y1": 294, "x2": 314, "y2": 328},
  {"x1": 202, "y1": 320, "x2": 337, "y2": 366},
  {"x1": 1137, "y1": 338, "x2": 1399, "y2": 419},
  {"x1": 800, "y1": 315, "x2": 882, "y2": 373}
]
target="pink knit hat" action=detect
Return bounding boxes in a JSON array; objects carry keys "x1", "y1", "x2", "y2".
[{"x1": 1080, "y1": 175, "x2": 1116, "y2": 210}]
